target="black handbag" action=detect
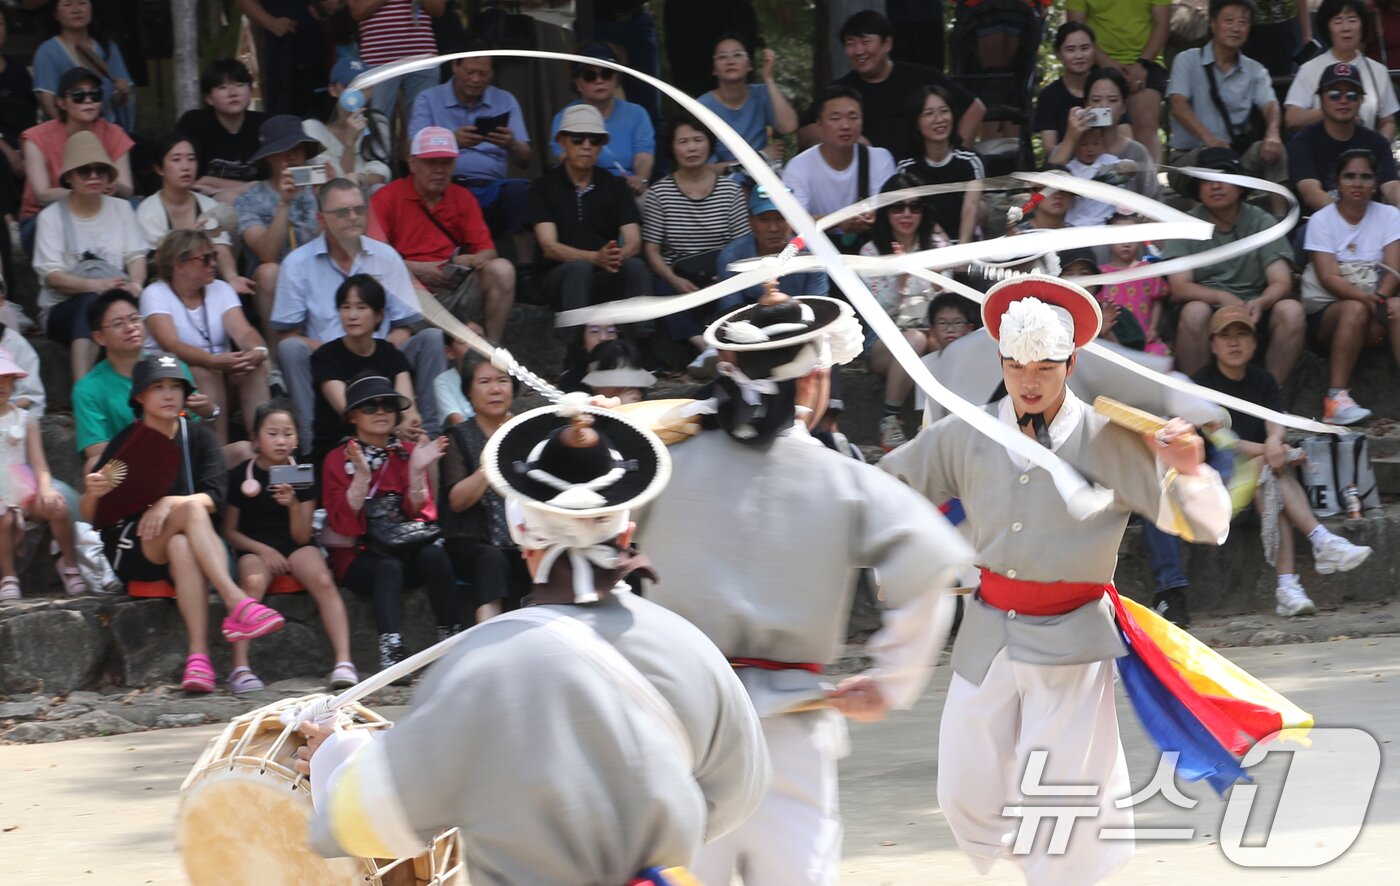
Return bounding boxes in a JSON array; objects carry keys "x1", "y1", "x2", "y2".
[
  {"x1": 1202, "y1": 62, "x2": 1267, "y2": 157},
  {"x1": 363, "y1": 492, "x2": 443, "y2": 557},
  {"x1": 671, "y1": 248, "x2": 723, "y2": 287}
]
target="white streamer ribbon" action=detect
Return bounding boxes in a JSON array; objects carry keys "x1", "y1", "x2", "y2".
[{"x1": 532, "y1": 543, "x2": 624, "y2": 605}]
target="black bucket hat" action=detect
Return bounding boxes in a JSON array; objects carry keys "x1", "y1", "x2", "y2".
[
  {"x1": 343, "y1": 375, "x2": 411, "y2": 417},
  {"x1": 249, "y1": 114, "x2": 325, "y2": 163},
  {"x1": 128, "y1": 353, "x2": 194, "y2": 409}
]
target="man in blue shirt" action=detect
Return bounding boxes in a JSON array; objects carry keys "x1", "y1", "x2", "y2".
[
  {"x1": 271, "y1": 178, "x2": 446, "y2": 443},
  {"x1": 409, "y1": 43, "x2": 532, "y2": 255}
]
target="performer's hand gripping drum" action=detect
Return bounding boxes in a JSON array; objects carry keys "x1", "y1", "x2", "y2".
[{"x1": 177, "y1": 694, "x2": 463, "y2": 885}]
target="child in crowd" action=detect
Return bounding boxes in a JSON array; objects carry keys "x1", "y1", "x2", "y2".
[
  {"x1": 581, "y1": 339, "x2": 655, "y2": 404},
  {"x1": 0, "y1": 349, "x2": 83, "y2": 600},
  {"x1": 1098, "y1": 210, "x2": 1170, "y2": 356},
  {"x1": 1064, "y1": 125, "x2": 1136, "y2": 227},
  {"x1": 1061, "y1": 247, "x2": 1147, "y2": 350},
  {"x1": 433, "y1": 325, "x2": 482, "y2": 429},
  {"x1": 1193, "y1": 306, "x2": 1373, "y2": 617},
  {"x1": 223, "y1": 400, "x2": 356, "y2": 692}
]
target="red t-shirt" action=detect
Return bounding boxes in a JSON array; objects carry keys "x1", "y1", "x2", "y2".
[
  {"x1": 321, "y1": 438, "x2": 438, "y2": 580},
  {"x1": 369, "y1": 176, "x2": 495, "y2": 265},
  {"x1": 20, "y1": 119, "x2": 134, "y2": 219}
]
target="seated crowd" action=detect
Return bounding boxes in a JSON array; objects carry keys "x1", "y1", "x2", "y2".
[{"x1": 2, "y1": 0, "x2": 1397, "y2": 693}]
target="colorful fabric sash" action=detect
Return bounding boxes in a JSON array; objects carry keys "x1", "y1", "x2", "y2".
[
  {"x1": 978, "y1": 569, "x2": 1314, "y2": 795},
  {"x1": 630, "y1": 866, "x2": 701, "y2": 885}
]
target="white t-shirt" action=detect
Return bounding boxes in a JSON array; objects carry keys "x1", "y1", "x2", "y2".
[
  {"x1": 140, "y1": 279, "x2": 243, "y2": 354},
  {"x1": 1300, "y1": 201, "x2": 1400, "y2": 313},
  {"x1": 781, "y1": 144, "x2": 896, "y2": 217},
  {"x1": 1064, "y1": 153, "x2": 1121, "y2": 227},
  {"x1": 135, "y1": 192, "x2": 233, "y2": 251},
  {"x1": 32, "y1": 196, "x2": 146, "y2": 319},
  {"x1": 1284, "y1": 51, "x2": 1400, "y2": 131}
]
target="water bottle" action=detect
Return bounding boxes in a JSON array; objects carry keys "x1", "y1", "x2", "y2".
[{"x1": 1344, "y1": 484, "x2": 1362, "y2": 519}]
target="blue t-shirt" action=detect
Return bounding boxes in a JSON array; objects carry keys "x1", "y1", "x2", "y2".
[
  {"x1": 698, "y1": 85, "x2": 775, "y2": 163},
  {"x1": 549, "y1": 99, "x2": 656, "y2": 177},
  {"x1": 32, "y1": 38, "x2": 133, "y2": 132}
]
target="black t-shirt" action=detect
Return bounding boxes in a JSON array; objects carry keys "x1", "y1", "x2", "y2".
[
  {"x1": 0, "y1": 56, "x2": 35, "y2": 150},
  {"x1": 225, "y1": 460, "x2": 317, "y2": 554},
  {"x1": 1033, "y1": 78, "x2": 1081, "y2": 137},
  {"x1": 1191, "y1": 361, "x2": 1281, "y2": 445},
  {"x1": 309, "y1": 338, "x2": 412, "y2": 463},
  {"x1": 894, "y1": 150, "x2": 984, "y2": 239},
  {"x1": 1287, "y1": 122, "x2": 1398, "y2": 195},
  {"x1": 527, "y1": 165, "x2": 642, "y2": 266},
  {"x1": 176, "y1": 107, "x2": 269, "y2": 181},
  {"x1": 829, "y1": 63, "x2": 977, "y2": 155}
]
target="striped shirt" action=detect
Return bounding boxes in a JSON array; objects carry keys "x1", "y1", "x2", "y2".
[
  {"x1": 358, "y1": 0, "x2": 438, "y2": 66},
  {"x1": 641, "y1": 175, "x2": 748, "y2": 265}
]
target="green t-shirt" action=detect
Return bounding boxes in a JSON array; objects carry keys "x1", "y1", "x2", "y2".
[
  {"x1": 1065, "y1": 0, "x2": 1173, "y2": 64},
  {"x1": 73, "y1": 355, "x2": 197, "y2": 454},
  {"x1": 1159, "y1": 203, "x2": 1295, "y2": 300}
]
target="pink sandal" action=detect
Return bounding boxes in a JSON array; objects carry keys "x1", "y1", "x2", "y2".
[
  {"x1": 59, "y1": 565, "x2": 87, "y2": 597},
  {"x1": 182, "y1": 654, "x2": 216, "y2": 693},
  {"x1": 221, "y1": 598, "x2": 285, "y2": 642},
  {"x1": 227, "y1": 666, "x2": 265, "y2": 694}
]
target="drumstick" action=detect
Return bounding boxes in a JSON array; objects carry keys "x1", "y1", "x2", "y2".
[{"x1": 411, "y1": 283, "x2": 565, "y2": 403}]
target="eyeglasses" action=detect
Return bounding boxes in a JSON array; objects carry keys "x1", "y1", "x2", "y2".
[
  {"x1": 934, "y1": 319, "x2": 970, "y2": 330},
  {"x1": 566, "y1": 133, "x2": 607, "y2": 146},
  {"x1": 891, "y1": 202, "x2": 924, "y2": 215},
  {"x1": 354, "y1": 398, "x2": 402, "y2": 415},
  {"x1": 66, "y1": 89, "x2": 103, "y2": 104},
  {"x1": 72, "y1": 164, "x2": 109, "y2": 179},
  {"x1": 182, "y1": 252, "x2": 217, "y2": 266},
  {"x1": 713, "y1": 51, "x2": 749, "y2": 61},
  {"x1": 1325, "y1": 89, "x2": 1361, "y2": 102},
  {"x1": 576, "y1": 68, "x2": 615, "y2": 83},
  {"x1": 1340, "y1": 171, "x2": 1377, "y2": 182},
  {"x1": 323, "y1": 204, "x2": 367, "y2": 219},
  {"x1": 101, "y1": 314, "x2": 143, "y2": 332}
]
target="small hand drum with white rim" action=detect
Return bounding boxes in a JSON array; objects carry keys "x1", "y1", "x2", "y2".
[{"x1": 177, "y1": 694, "x2": 463, "y2": 885}]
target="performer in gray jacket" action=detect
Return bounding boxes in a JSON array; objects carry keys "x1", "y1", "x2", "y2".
[
  {"x1": 881, "y1": 274, "x2": 1232, "y2": 885},
  {"x1": 635, "y1": 286, "x2": 976, "y2": 885},
  {"x1": 297, "y1": 398, "x2": 769, "y2": 886}
]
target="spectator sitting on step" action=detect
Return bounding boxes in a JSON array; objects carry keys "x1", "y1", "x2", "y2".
[
  {"x1": 272, "y1": 177, "x2": 445, "y2": 449},
  {"x1": 81, "y1": 353, "x2": 288, "y2": 694},
  {"x1": 433, "y1": 330, "x2": 480, "y2": 429},
  {"x1": 137, "y1": 132, "x2": 254, "y2": 297},
  {"x1": 32, "y1": 130, "x2": 144, "y2": 383},
  {"x1": 557, "y1": 321, "x2": 619, "y2": 394},
  {"x1": 21, "y1": 65, "x2": 133, "y2": 231},
  {"x1": 895, "y1": 84, "x2": 985, "y2": 246},
  {"x1": 368, "y1": 126, "x2": 516, "y2": 343},
  {"x1": 548, "y1": 41, "x2": 655, "y2": 195},
  {"x1": 1045, "y1": 68, "x2": 1161, "y2": 201},
  {"x1": 1287, "y1": 62, "x2": 1400, "y2": 213},
  {"x1": 580, "y1": 338, "x2": 655, "y2": 404},
  {"x1": 408, "y1": 37, "x2": 534, "y2": 258},
  {"x1": 641, "y1": 114, "x2": 748, "y2": 354},
  {"x1": 697, "y1": 32, "x2": 799, "y2": 172},
  {"x1": 304, "y1": 57, "x2": 392, "y2": 193},
  {"x1": 33, "y1": 2, "x2": 134, "y2": 131},
  {"x1": 176, "y1": 58, "x2": 267, "y2": 205},
  {"x1": 222, "y1": 399, "x2": 356, "y2": 694},
  {"x1": 1191, "y1": 305, "x2": 1373, "y2": 618},
  {"x1": 529, "y1": 104, "x2": 650, "y2": 317},
  {"x1": 234, "y1": 115, "x2": 324, "y2": 344},
  {"x1": 0, "y1": 347, "x2": 84, "y2": 601},
  {"x1": 1285, "y1": 0, "x2": 1398, "y2": 140},
  {"x1": 1065, "y1": 0, "x2": 1172, "y2": 163},
  {"x1": 141, "y1": 229, "x2": 271, "y2": 446},
  {"x1": 0, "y1": 281, "x2": 47, "y2": 416},
  {"x1": 1298, "y1": 148, "x2": 1400, "y2": 426},
  {"x1": 440, "y1": 352, "x2": 529, "y2": 625},
  {"x1": 1063, "y1": 124, "x2": 1137, "y2": 228}
]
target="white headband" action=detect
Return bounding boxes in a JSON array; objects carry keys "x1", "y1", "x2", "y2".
[
  {"x1": 506, "y1": 496, "x2": 630, "y2": 604},
  {"x1": 998, "y1": 297, "x2": 1076, "y2": 364}
]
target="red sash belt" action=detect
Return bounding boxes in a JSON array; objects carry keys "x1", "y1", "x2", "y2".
[
  {"x1": 728, "y1": 657, "x2": 823, "y2": 674},
  {"x1": 978, "y1": 567, "x2": 1110, "y2": 616}
]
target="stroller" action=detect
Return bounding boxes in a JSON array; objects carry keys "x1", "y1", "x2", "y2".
[{"x1": 949, "y1": 0, "x2": 1047, "y2": 176}]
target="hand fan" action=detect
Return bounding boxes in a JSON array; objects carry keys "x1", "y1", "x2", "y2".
[{"x1": 93, "y1": 424, "x2": 179, "y2": 528}]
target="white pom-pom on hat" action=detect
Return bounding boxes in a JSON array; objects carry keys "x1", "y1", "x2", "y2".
[{"x1": 998, "y1": 297, "x2": 1075, "y2": 364}]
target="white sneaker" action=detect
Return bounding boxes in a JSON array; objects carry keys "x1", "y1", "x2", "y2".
[
  {"x1": 879, "y1": 415, "x2": 908, "y2": 451},
  {"x1": 1275, "y1": 576, "x2": 1317, "y2": 617},
  {"x1": 1324, "y1": 389, "x2": 1372, "y2": 425},
  {"x1": 267, "y1": 368, "x2": 286, "y2": 396},
  {"x1": 686, "y1": 347, "x2": 718, "y2": 380},
  {"x1": 1312, "y1": 533, "x2": 1372, "y2": 574}
]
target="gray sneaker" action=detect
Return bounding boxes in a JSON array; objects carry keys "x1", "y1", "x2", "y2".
[
  {"x1": 1275, "y1": 576, "x2": 1317, "y2": 617},
  {"x1": 1312, "y1": 534, "x2": 1372, "y2": 575}
]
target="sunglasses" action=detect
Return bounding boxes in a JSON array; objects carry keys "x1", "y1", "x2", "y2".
[
  {"x1": 182, "y1": 252, "x2": 217, "y2": 266},
  {"x1": 72, "y1": 164, "x2": 109, "y2": 179},
  {"x1": 576, "y1": 68, "x2": 616, "y2": 83},
  {"x1": 66, "y1": 88, "x2": 103, "y2": 104},
  {"x1": 354, "y1": 398, "x2": 402, "y2": 415},
  {"x1": 1325, "y1": 89, "x2": 1361, "y2": 102},
  {"x1": 566, "y1": 133, "x2": 607, "y2": 146},
  {"x1": 891, "y1": 202, "x2": 924, "y2": 215},
  {"x1": 323, "y1": 204, "x2": 367, "y2": 219},
  {"x1": 1340, "y1": 171, "x2": 1377, "y2": 182}
]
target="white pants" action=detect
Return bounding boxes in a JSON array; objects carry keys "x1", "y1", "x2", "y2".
[
  {"x1": 937, "y1": 650, "x2": 1134, "y2": 885},
  {"x1": 694, "y1": 712, "x2": 843, "y2": 885}
]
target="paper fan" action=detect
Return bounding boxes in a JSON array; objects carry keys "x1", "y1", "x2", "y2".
[{"x1": 92, "y1": 424, "x2": 179, "y2": 528}]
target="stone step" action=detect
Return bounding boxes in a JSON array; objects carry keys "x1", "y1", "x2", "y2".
[{"x1": 1372, "y1": 456, "x2": 1400, "y2": 495}]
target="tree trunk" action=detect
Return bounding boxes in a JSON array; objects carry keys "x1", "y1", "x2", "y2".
[{"x1": 172, "y1": 0, "x2": 200, "y2": 115}]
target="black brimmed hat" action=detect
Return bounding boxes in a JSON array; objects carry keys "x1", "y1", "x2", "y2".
[
  {"x1": 482, "y1": 401, "x2": 670, "y2": 518},
  {"x1": 343, "y1": 375, "x2": 411, "y2": 416},
  {"x1": 129, "y1": 352, "x2": 194, "y2": 408},
  {"x1": 703, "y1": 285, "x2": 857, "y2": 381}
]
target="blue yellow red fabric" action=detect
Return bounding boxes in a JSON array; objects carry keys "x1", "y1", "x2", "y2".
[
  {"x1": 630, "y1": 866, "x2": 701, "y2": 885},
  {"x1": 977, "y1": 570, "x2": 1314, "y2": 795}
]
